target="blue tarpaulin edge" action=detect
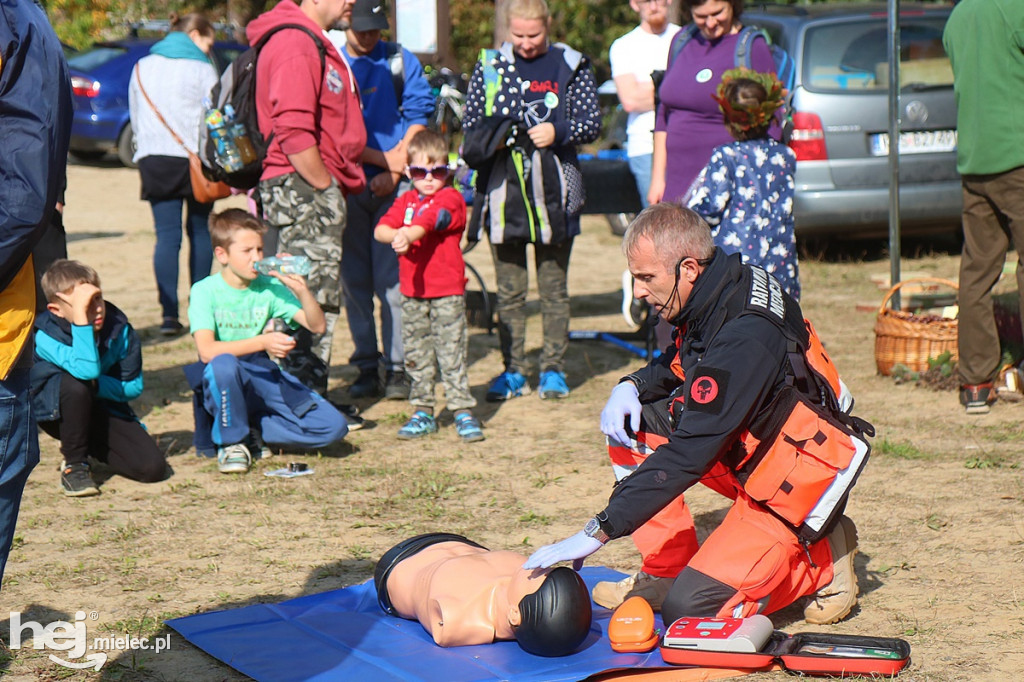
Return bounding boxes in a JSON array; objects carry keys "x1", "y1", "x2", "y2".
[{"x1": 167, "y1": 566, "x2": 673, "y2": 682}]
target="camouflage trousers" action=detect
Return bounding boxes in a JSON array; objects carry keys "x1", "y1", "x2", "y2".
[
  {"x1": 490, "y1": 239, "x2": 573, "y2": 375},
  {"x1": 259, "y1": 173, "x2": 347, "y2": 394},
  {"x1": 402, "y1": 294, "x2": 476, "y2": 412}
]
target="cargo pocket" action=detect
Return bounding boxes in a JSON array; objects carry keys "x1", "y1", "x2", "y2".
[{"x1": 743, "y1": 399, "x2": 855, "y2": 528}]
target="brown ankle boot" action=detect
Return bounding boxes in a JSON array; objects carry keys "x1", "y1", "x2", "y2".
[
  {"x1": 592, "y1": 571, "x2": 674, "y2": 612},
  {"x1": 804, "y1": 516, "x2": 859, "y2": 625}
]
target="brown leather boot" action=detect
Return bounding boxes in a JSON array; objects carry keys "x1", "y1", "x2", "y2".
[
  {"x1": 804, "y1": 515, "x2": 859, "y2": 625},
  {"x1": 592, "y1": 571, "x2": 674, "y2": 612}
]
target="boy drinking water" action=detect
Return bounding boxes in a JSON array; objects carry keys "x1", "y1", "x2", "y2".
[
  {"x1": 32, "y1": 260, "x2": 166, "y2": 497},
  {"x1": 374, "y1": 130, "x2": 484, "y2": 442},
  {"x1": 188, "y1": 209, "x2": 348, "y2": 473}
]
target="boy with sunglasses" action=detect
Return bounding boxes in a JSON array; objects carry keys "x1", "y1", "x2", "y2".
[{"x1": 374, "y1": 130, "x2": 484, "y2": 442}]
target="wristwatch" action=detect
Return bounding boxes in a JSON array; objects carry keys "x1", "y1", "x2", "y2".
[{"x1": 584, "y1": 517, "x2": 610, "y2": 544}]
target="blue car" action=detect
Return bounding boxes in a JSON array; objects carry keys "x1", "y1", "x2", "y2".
[{"x1": 67, "y1": 37, "x2": 245, "y2": 167}]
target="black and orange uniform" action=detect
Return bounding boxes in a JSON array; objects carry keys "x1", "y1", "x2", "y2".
[{"x1": 597, "y1": 248, "x2": 842, "y2": 624}]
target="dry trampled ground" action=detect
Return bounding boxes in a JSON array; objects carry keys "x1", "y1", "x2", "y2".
[{"x1": 1, "y1": 160, "x2": 1022, "y2": 681}]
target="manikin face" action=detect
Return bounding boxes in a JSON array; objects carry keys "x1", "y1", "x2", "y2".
[
  {"x1": 692, "y1": 0, "x2": 737, "y2": 41},
  {"x1": 216, "y1": 229, "x2": 264, "y2": 288},
  {"x1": 509, "y1": 16, "x2": 549, "y2": 60},
  {"x1": 628, "y1": 235, "x2": 699, "y2": 321}
]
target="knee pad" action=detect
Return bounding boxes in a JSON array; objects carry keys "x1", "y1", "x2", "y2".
[{"x1": 661, "y1": 567, "x2": 735, "y2": 625}]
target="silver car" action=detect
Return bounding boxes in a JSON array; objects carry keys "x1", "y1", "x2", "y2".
[{"x1": 746, "y1": 3, "x2": 959, "y2": 237}]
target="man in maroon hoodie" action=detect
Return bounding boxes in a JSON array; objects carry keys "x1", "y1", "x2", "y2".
[{"x1": 248, "y1": 0, "x2": 367, "y2": 396}]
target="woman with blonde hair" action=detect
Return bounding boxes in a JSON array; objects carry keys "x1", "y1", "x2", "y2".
[{"x1": 462, "y1": 0, "x2": 601, "y2": 401}]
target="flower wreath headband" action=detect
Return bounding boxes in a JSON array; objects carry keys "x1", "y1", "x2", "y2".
[{"x1": 711, "y1": 67, "x2": 787, "y2": 132}]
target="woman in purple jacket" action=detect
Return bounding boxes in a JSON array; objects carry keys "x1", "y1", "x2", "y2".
[{"x1": 648, "y1": 0, "x2": 778, "y2": 205}]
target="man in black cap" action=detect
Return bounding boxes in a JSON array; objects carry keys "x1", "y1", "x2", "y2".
[{"x1": 328, "y1": 0, "x2": 436, "y2": 401}]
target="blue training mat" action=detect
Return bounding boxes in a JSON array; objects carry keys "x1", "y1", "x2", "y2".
[{"x1": 167, "y1": 566, "x2": 672, "y2": 682}]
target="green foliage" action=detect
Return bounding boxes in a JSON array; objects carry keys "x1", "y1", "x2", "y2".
[{"x1": 874, "y1": 437, "x2": 929, "y2": 460}]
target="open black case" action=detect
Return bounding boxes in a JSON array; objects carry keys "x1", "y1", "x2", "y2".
[{"x1": 661, "y1": 631, "x2": 911, "y2": 677}]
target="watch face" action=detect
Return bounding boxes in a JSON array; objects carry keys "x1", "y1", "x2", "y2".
[{"x1": 585, "y1": 519, "x2": 599, "y2": 536}]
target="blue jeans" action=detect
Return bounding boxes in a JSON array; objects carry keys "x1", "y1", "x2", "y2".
[
  {"x1": 341, "y1": 185, "x2": 404, "y2": 373},
  {"x1": 203, "y1": 354, "x2": 348, "y2": 448},
  {"x1": 150, "y1": 197, "x2": 214, "y2": 320},
  {"x1": 629, "y1": 154, "x2": 653, "y2": 209},
  {"x1": 0, "y1": 368, "x2": 40, "y2": 586}
]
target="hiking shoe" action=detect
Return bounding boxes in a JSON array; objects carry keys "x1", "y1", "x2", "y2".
[
  {"x1": 61, "y1": 462, "x2": 100, "y2": 497},
  {"x1": 454, "y1": 412, "x2": 485, "y2": 442},
  {"x1": 217, "y1": 442, "x2": 252, "y2": 474},
  {"x1": 160, "y1": 318, "x2": 184, "y2": 337},
  {"x1": 539, "y1": 370, "x2": 570, "y2": 399},
  {"x1": 486, "y1": 370, "x2": 530, "y2": 402},
  {"x1": 804, "y1": 515, "x2": 859, "y2": 625},
  {"x1": 621, "y1": 270, "x2": 646, "y2": 330},
  {"x1": 349, "y1": 368, "x2": 382, "y2": 399},
  {"x1": 329, "y1": 401, "x2": 365, "y2": 431},
  {"x1": 397, "y1": 411, "x2": 437, "y2": 439},
  {"x1": 592, "y1": 570, "x2": 674, "y2": 611},
  {"x1": 960, "y1": 382, "x2": 996, "y2": 415},
  {"x1": 384, "y1": 370, "x2": 410, "y2": 401}
]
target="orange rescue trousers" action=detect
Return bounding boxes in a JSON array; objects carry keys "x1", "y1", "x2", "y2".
[{"x1": 607, "y1": 423, "x2": 834, "y2": 618}]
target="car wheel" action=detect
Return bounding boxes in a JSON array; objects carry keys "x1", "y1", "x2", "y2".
[{"x1": 117, "y1": 124, "x2": 137, "y2": 168}]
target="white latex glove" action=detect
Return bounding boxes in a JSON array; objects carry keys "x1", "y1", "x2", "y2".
[
  {"x1": 601, "y1": 381, "x2": 641, "y2": 445},
  {"x1": 522, "y1": 531, "x2": 604, "y2": 571}
]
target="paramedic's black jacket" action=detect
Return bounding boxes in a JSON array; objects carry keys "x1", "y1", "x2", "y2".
[{"x1": 600, "y1": 250, "x2": 809, "y2": 539}]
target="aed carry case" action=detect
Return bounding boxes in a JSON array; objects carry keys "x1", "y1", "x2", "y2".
[{"x1": 660, "y1": 615, "x2": 911, "y2": 677}]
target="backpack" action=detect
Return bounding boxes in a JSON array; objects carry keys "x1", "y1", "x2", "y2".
[
  {"x1": 667, "y1": 24, "x2": 795, "y2": 92},
  {"x1": 199, "y1": 24, "x2": 327, "y2": 190}
]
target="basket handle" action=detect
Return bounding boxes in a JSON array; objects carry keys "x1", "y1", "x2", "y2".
[{"x1": 877, "y1": 277, "x2": 959, "y2": 314}]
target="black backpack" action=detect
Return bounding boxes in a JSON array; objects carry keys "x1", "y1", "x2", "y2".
[{"x1": 199, "y1": 24, "x2": 327, "y2": 189}]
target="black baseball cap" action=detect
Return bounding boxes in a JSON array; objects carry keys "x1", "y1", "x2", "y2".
[{"x1": 351, "y1": 0, "x2": 389, "y2": 32}]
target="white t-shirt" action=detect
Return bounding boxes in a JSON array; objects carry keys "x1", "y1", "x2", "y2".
[{"x1": 608, "y1": 23, "x2": 681, "y2": 158}]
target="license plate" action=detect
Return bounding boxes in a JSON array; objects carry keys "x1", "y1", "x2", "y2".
[{"x1": 869, "y1": 129, "x2": 957, "y2": 156}]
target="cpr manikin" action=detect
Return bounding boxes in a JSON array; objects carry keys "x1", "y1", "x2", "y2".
[{"x1": 374, "y1": 533, "x2": 592, "y2": 657}]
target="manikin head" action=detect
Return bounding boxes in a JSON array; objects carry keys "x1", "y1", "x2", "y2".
[{"x1": 375, "y1": 533, "x2": 592, "y2": 657}]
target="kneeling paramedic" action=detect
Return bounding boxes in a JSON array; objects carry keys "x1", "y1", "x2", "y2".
[{"x1": 524, "y1": 203, "x2": 873, "y2": 626}]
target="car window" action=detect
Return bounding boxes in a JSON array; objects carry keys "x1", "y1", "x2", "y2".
[
  {"x1": 804, "y1": 16, "x2": 952, "y2": 92},
  {"x1": 67, "y1": 45, "x2": 129, "y2": 72}
]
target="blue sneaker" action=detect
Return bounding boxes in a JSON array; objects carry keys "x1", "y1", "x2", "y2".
[
  {"x1": 486, "y1": 371, "x2": 531, "y2": 402},
  {"x1": 539, "y1": 370, "x2": 570, "y2": 399},
  {"x1": 454, "y1": 412, "x2": 485, "y2": 442},
  {"x1": 397, "y1": 411, "x2": 438, "y2": 439}
]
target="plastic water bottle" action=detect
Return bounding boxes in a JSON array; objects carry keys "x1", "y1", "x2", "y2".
[
  {"x1": 203, "y1": 98, "x2": 243, "y2": 173},
  {"x1": 255, "y1": 255, "x2": 312, "y2": 276},
  {"x1": 224, "y1": 104, "x2": 258, "y2": 165}
]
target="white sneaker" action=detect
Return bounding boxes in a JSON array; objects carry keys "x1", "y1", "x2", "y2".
[{"x1": 217, "y1": 442, "x2": 251, "y2": 474}]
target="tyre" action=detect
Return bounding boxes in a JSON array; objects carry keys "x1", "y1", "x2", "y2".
[{"x1": 116, "y1": 124, "x2": 137, "y2": 168}]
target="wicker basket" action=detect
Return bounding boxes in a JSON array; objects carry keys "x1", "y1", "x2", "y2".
[{"x1": 874, "y1": 277, "x2": 959, "y2": 376}]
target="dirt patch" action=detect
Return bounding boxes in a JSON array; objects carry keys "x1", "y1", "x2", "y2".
[{"x1": 1, "y1": 160, "x2": 1022, "y2": 680}]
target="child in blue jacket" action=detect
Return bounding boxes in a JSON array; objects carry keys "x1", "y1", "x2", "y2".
[{"x1": 31, "y1": 260, "x2": 166, "y2": 497}]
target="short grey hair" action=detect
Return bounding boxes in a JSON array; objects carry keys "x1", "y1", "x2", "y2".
[{"x1": 622, "y1": 203, "x2": 715, "y2": 271}]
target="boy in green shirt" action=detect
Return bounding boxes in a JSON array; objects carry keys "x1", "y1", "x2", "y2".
[{"x1": 188, "y1": 209, "x2": 348, "y2": 473}]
